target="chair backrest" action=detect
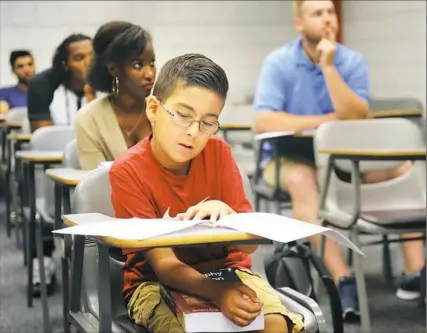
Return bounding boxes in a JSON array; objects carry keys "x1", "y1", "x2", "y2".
[
  {"x1": 6, "y1": 107, "x2": 30, "y2": 133},
  {"x1": 314, "y1": 118, "x2": 425, "y2": 173},
  {"x1": 315, "y1": 118, "x2": 426, "y2": 213},
  {"x1": 63, "y1": 139, "x2": 81, "y2": 169},
  {"x1": 31, "y1": 126, "x2": 75, "y2": 151},
  {"x1": 369, "y1": 97, "x2": 424, "y2": 112},
  {"x1": 31, "y1": 126, "x2": 75, "y2": 216}
]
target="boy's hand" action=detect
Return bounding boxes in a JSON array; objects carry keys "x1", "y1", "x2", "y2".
[
  {"x1": 178, "y1": 200, "x2": 235, "y2": 223},
  {"x1": 214, "y1": 282, "x2": 263, "y2": 327}
]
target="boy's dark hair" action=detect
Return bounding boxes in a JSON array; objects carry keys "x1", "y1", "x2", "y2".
[
  {"x1": 10, "y1": 50, "x2": 33, "y2": 68},
  {"x1": 88, "y1": 21, "x2": 151, "y2": 93},
  {"x1": 153, "y1": 53, "x2": 228, "y2": 102}
]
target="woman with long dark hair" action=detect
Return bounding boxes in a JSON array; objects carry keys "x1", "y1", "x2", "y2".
[{"x1": 75, "y1": 21, "x2": 156, "y2": 169}]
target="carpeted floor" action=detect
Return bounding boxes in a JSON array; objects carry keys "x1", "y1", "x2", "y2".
[{"x1": 0, "y1": 198, "x2": 425, "y2": 333}]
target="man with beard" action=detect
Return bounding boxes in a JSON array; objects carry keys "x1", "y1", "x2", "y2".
[
  {"x1": 0, "y1": 50, "x2": 35, "y2": 113},
  {"x1": 28, "y1": 33, "x2": 95, "y2": 132},
  {"x1": 254, "y1": 0, "x2": 422, "y2": 321}
]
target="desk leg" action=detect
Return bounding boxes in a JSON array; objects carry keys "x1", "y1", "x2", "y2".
[
  {"x1": 26, "y1": 162, "x2": 35, "y2": 306},
  {"x1": 69, "y1": 235, "x2": 85, "y2": 313},
  {"x1": 5, "y1": 136, "x2": 12, "y2": 237},
  {"x1": 56, "y1": 183, "x2": 70, "y2": 333}
]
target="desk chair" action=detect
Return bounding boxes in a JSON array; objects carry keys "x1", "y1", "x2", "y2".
[
  {"x1": 69, "y1": 167, "x2": 326, "y2": 333},
  {"x1": 63, "y1": 139, "x2": 81, "y2": 170},
  {"x1": 252, "y1": 137, "x2": 292, "y2": 214},
  {"x1": 314, "y1": 118, "x2": 426, "y2": 333},
  {"x1": 24, "y1": 126, "x2": 75, "y2": 310}
]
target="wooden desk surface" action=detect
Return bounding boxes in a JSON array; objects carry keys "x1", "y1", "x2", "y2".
[
  {"x1": 46, "y1": 168, "x2": 90, "y2": 186},
  {"x1": 7, "y1": 133, "x2": 31, "y2": 141},
  {"x1": 15, "y1": 150, "x2": 63, "y2": 163},
  {"x1": 319, "y1": 148, "x2": 426, "y2": 157},
  {"x1": 371, "y1": 109, "x2": 423, "y2": 118},
  {"x1": 255, "y1": 130, "x2": 315, "y2": 141},
  {"x1": 62, "y1": 213, "x2": 265, "y2": 249},
  {"x1": 220, "y1": 123, "x2": 252, "y2": 130},
  {"x1": 1, "y1": 120, "x2": 22, "y2": 128}
]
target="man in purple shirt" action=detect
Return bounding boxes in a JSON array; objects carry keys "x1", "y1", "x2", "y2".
[{"x1": 0, "y1": 50, "x2": 36, "y2": 113}]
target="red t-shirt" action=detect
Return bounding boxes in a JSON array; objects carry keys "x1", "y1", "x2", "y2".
[{"x1": 109, "y1": 136, "x2": 253, "y2": 301}]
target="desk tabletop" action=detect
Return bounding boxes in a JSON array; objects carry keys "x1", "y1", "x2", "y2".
[
  {"x1": 7, "y1": 133, "x2": 31, "y2": 141},
  {"x1": 62, "y1": 213, "x2": 265, "y2": 249},
  {"x1": 255, "y1": 130, "x2": 315, "y2": 141},
  {"x1": 1, "y1": 120, "x2": 22, "y2": 128},
  {"x1": 371, "y1": 109, "x2": 423, "y2": 118},
  {"x1": 319, "y1": 148, "x2": 426, "y2": 158},
  {"x1": 15, "y1": 150, "x2": 63, "y2": 163},
  {"x1": 46, "y1": 168, "x2": 90, "y2": 186},
  {"x1": 220, "y1": 123, "x2": 252, "y2": 130}
]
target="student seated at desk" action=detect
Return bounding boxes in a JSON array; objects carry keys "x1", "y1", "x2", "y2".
[
  {"x1": 109, "y1": 54, "x2": 304, "y2": 333},
  {"x1": 28, "y1": 34, "x2": 95, "y2": 132},
  {"x1": 254, "y1": 0, "x2": 424, "y2": 318},
  {"x1": 27, "y1": 34, "x2": 94, "y2": 297},
  {"x1": 0, "y1": 50, "x2": 35, "y2": 114},
  {"x1": 75, "y1": 21, "x2": 155, "y2": 170}
]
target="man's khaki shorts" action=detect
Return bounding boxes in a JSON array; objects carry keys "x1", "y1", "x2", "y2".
[{"x1": 127, "y1": 269, "x2": 304, "y2": 333}]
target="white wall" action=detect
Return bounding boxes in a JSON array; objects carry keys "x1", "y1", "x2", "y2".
[
  {"x1": 0, "y1": 0, "x2": 297, "y2": 103},
  {"x1": 343, "y1": 0, "x2": 426, "y2": 108}
]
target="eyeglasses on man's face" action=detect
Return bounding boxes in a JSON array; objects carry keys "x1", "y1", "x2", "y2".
[{"x1": 158, "y1": 100, "x2": 220, "y2": 135}]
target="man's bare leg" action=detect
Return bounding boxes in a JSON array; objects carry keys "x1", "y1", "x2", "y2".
[{"x1": 281, "y1": 163, "x2": 351, "y2": 283}]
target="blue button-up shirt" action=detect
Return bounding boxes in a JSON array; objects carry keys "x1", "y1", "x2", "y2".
[{"x1": 254, "y1": 37, "x2": 370, "y2": 166}]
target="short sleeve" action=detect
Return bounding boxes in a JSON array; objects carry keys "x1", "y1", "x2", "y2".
[
  {"x1": 109, "y1": 161, "x2": 158, "y2": 219},
  {"x1": 346, "y1": 55, "x2": 370, "y2": 104},
  {"x1": 219, "y1": 143, "x2": 253, "y2": 213},
  {"x1": 253, "y1": 53, "x2": 288, "y2": 112},
  {"x1": 0, "y1": 88, "x2": 7, "y2": 102},
  {"x1": 27, "y1": 74, "x2": 54, "y2": 122}
]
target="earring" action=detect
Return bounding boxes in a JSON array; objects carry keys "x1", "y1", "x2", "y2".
[{"x1": 112, "y1": 77, "x2": 119, "y2": 96}]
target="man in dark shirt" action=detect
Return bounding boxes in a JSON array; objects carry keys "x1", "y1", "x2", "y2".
[
  {"x1": 28, "y1": 34, "x2": 95, "y2": 132},
  {"x1": 27, "y1": 34, "x2": 94, "y2": 297}
]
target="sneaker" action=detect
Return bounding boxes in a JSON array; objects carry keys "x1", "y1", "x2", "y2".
[
  {"x1": 337, "y1": 276, "x2": 360, "y2": 322},
  {"x1": 396, "y1": 272, "x2": 421, "y2": 301},
  {"x1": 32, "y1": 256, "x2": 57, "y2": 297}
]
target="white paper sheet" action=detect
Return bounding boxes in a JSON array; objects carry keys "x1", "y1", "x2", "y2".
[
  {"x1": 218, "y1": 212, "x2": 364, "y2": 256},
  {"x1": 54, "y1": 218, "x2": 202, "y2": 240},
  {"x1": 55, "y1": 212, "x2": 364, "y2": 255}
]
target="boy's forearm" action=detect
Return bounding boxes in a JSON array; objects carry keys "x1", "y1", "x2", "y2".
[{"x1": 157, "y1": 262, "x2": 221, "y2": 302}]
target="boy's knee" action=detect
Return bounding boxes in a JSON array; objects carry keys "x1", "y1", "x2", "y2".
[{"x1": 260, "y1": 314, "x2": 289, "y2": 333}]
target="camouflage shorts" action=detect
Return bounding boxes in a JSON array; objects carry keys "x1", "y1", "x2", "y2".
[{"x1": 127, "y1": 269, "x2": 305, "y2": 333}]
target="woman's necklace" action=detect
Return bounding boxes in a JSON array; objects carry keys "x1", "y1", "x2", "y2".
[{"x1": 110, "y1": 95, "x2": 145, "y2": 138}]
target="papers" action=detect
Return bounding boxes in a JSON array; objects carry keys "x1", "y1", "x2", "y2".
[
  {"x1": 98, "y1": 161, "x2": 113, "y2": 169},
  {"x1": 255, "y1": 130, "x2": 315, "y2": 141},
  {"x1": 55, "y1": 212, "x2": 364, "y2": 255},
  {"x1": 55, "y1": 218, "x2": 202, "y2": 240}
]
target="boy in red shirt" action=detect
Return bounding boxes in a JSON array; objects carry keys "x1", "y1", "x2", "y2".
[{"x1": 109, "y1": 54, "x2": 304, "y2": 333}]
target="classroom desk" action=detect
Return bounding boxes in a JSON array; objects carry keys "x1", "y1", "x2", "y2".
[
  {"x1": 1, "y1": 121, "x2": 23, "y2": 164},
  {"x1": 371, "y1": 109, "x2": 423, "y2": 119},
  {"x1": 14, "y1": 150, "x2": 63, "y2": 333},
  {"x1": 62, "y1": 213, "x2": 271, "y2": 333},
  {"x1": 318, "y1": 148, "x2": 426, "y2": 161},
  {"x1": 5, "y1": 133, "x2": 32, "y2": 237},
  {"x1": 45, "y1": 167, "x2": 90, "y2": 333},
  {"x1": 219, "y1": 123, "x2": 252, "y2": 142}
]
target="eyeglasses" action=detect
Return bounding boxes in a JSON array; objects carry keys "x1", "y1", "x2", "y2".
[{"x1": 158, "y1": 101, "x2": 220, "y2": 135}]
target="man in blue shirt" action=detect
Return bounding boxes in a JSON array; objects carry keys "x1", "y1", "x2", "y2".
[
  {"x1": 254, "y1": 0, "x2": 422, "y2": 320},
  {"x1": 0, "y1": 50, "x2": 36, "y2": 113}
]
